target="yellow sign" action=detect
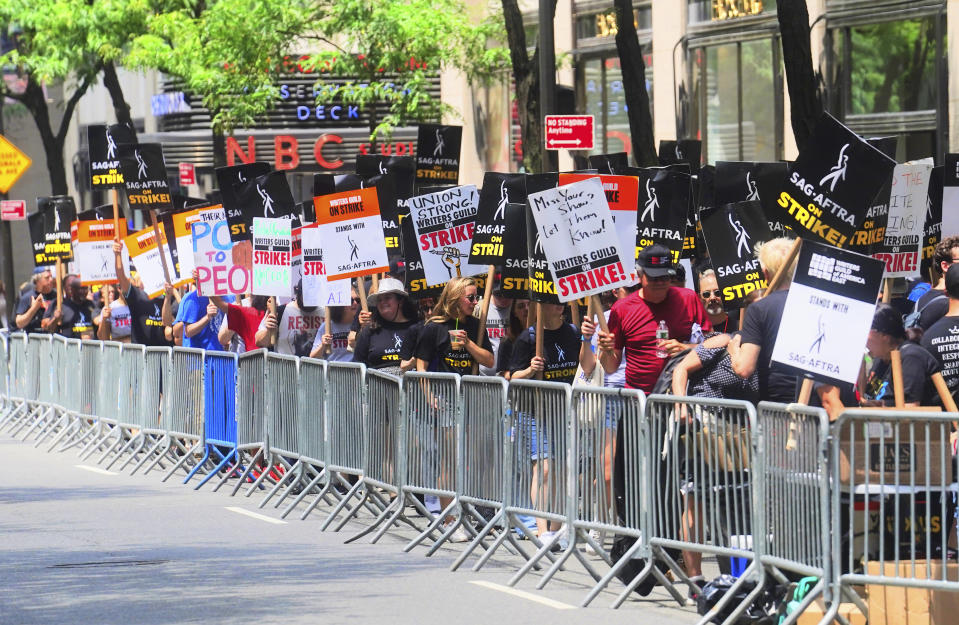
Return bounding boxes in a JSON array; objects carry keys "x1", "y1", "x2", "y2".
[
  {"x1": 712, "y1": 0, "x2": 764, "y2": 21},
  {"x1": 0, "y1": 135, "x2": 31, "y2": 194}
]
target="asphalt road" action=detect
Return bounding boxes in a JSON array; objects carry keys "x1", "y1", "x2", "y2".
[{"x1": 0, "y1": 433, "x2": 701, "y2": 625}]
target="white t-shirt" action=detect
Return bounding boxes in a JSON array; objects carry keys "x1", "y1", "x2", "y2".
[
  {"x1": 257, "y1": 303, "x2": 323, "y2": 357},
  {"x1": 310, "y1": 318, "x2": 353, "y2": 362},
  {"x1": 108, "y1": 304, "x2": 132, "y2": 339},
  {"x1": 479, "y1": 303, "x2": 511, "y2": 376}
]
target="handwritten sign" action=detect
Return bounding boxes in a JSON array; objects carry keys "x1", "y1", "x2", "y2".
[
  {"x1": 526, "y1": 176, "x2": 633, "y2": 302},
  {"x1": 192, "y1": 206, "x2": 250, "y2": 296},
  {"x1": 559, "y1": 173, "x2": 638, "y2": 275},
  {"x1": 406, "y1": 185, "x2": 485, "y2": 287},
  {"x1": 74, "y1": 220, "x2": 129, "y2": 286},
  {"x1": 313, "y1": 186, "x2": 389, "y2": 281},
  {"x1": 872, "y1": 161, "x2": 933, "y2": 278},
  {"x1": 252, "y1": 217, "x2": 293, "y2": 297},
  {"x1": 171, "y1": 208, "x2": 201, "y2": 282}
]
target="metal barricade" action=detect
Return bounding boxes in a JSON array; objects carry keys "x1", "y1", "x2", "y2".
[
  {"x1": 644, "y1": 394, "x2": 759, "y2": 617},
  {"x1": 280, "y1": 357, "x2": 328, "y2": 519},
  {"x1": 215, "y1": 349, "x2": 266, "y2": 495},
  {"x1": 826, "y1": 409, "x2": 959, "y2": 625},
  {"x1": 124, "y1": 346, "x2": 170, "y2": 475},
  {"x1": 400, "y1": 371, "x2": 462, "y2": 554},
  {"x1": 0, "y1": 334, "x2": 29, "y2": 430},
  {"x1": 97, "y1": 343, "x2": 145, "y2": 468},
  {"x1": 188, "y1": 351, "x2": 237, "y2": 488},
  {"x1": 303, "y1": 361, "x2": 366, "y2": 523},
  {"x1": 253, "y1": 353, "x2": 300, "y2": 505},
  {"x1": 9, "y1": 334, "x2": 45, "y2": 438},
  {"x1": 504, "y1": 379, "x2": 574, "y2": 587},
  {"x1": 753, "y1": 402, "x2": 833, "y2": 625},
  {"x1": 75, "y1": 341, "x2": 124, "y2": 461},
  {"x1": 44, "y1": 338, "x2": 86, "y2": 452},
  {"x1": 158, "y1": 347, "x2": 205, "y2": 479}
]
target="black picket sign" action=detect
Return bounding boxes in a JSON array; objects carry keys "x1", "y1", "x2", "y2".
[
  {"x1": 658, "y1": 139, "x2": 701, "y2": 174},
  {"x1": 633, "y1": 167, "x2": 690, "y2": 263},
  {"x1": 588, "y1": 152, "x2": 628, "y2": 174},
  {"x1": 469, "y1": 172, "x2": 527, "y2": 265},
  {"x1": 498, "y1": 202, "x2": 531, "y2": 299},
  {"x1": 117, "y1": 143, "x2": 172, "y2": 212},
  {"x1": 701, "y1": 201, "x2": 772, "y2": 309},
  {"x1": 234, "y1": 171, "x2": 297, "y2": 231},
  {"x1": 526, "y1": 203, "x2": 560, "y2": 305},
  {"x1": 30, "y1": 196, "x2": 77, "y2": 266},
  {"x1": 415, "y1": 124, "x2": 462, "y2": 190},
  {"x1": 921, "y1": 165, "x2": 944, "y2": 278},
  {"x1": 715, "y1": 161, "x2": 791, "y2": 238},
  {"x1": 87, "y1": 125, "x2": 125, "y2": 188},
  {"x1": 216, "y1": 161, "x2": 271, "y2": 243}
]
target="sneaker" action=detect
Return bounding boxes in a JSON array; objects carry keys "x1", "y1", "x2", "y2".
[
  {"x1": 585, "y1": 529, "x2": 605, "y2": 555},
  {"x1": 687, "y1": 575, "x2": 705, "y2": 601},
  {"x1": 443, "y1": 521, "x2": 470, "y2": 543},
  {"x1": 539, "y1": 529, "x2": 568, "y2": 553}
]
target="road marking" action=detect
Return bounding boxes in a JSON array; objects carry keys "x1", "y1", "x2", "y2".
[
  {"x1": 469, "y1": 581, "x2": 576, "y2": 610},
  {"x1": 75, "y1": 465, "x2": 117, "y2": 476},
  {"x1": 225, "y1": 506, "x2": 287, "y2": 525}
]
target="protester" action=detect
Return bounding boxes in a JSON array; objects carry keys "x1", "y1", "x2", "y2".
[
  {"x1": 495, "y1": 297, "x2": 530, "y2": 379},
  {"x1": 95, "y1": 286, "x2": 132, "y2": 343},
  {"x1": 311, "y1": 285, "x2": 360, "y2": 362},
  {"x1": 42, "y1": 274, "x2": 95, "y2": 339},
  {"x1": 352, "y1": 279, "x2": 421, "y2": 372},
  {"x1": 727, "y1": 237, "x2": 799, "y2": 402},
  {"x1": 15, "y1": 268, "x2": 55, "y2": 333},
  {"x1": 698, "y1": 269, "x2": 734, "y2": 335},
  {"x1": 414, "y1": 277, "x2": 493, "y2": 375},
  {"x1": 597, "y1": 245, "x2": 711, "y2": 392},
  {"x1": 911, "y1": 235, "x2": 959, "y2": 331},
  {"x1": 174, "y1": 284, "x2": 232, "y2": 351},
  {"x1": 921, "y1": 264, "x2": 959, "y2": 405},
  {"x1": 211, "y1": 292, "x2": 268, "y2": 354},
  {"x1": 256, "y1": 280, "x2": 323, "y2": 356},
  {"x1": 864, "y1": 303, "x2": 939, "y2": 407},
  {"x1": 112, "y1": 240, "x2": 176, "y2": 346},
  {"x1": 475, "y1": 283, "x2": 512, "y2": 376}
]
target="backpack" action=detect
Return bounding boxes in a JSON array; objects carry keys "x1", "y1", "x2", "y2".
[
  {"x1": 649, "y1": 348, "x2": 693, "y2": 395},
  {"x1": 904, "y1": 292, "x2": 946, "y2": 329}
]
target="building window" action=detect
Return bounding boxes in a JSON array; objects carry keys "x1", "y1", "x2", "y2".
[
  {"x1": 689, "y1": 37, "x2": 782, "y2": 163},
  {"x1": 578, "y1": 51, "x2": 653, "y2": 158}
]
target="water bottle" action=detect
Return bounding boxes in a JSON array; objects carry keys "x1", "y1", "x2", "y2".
[{"x1": 655, "y1": 320, "x2": 669, "y2": 359}]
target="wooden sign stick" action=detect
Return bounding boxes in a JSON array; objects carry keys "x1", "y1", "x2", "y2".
[
  {"x1": 112, "y1": 189, "x2": 121, "y2": 246},
  {"x1": 148, "y1": 209, "x2": 173, "y2": 286},
  {"x1": 55, "y1": 257, "x2": 63, "y2": 312},
  {"x1": 590, "y1": 294, "x2": 609, "y2": 333},
  {"x1": 881, "y1": 278, "x2": 892, "y2": 304},
  {"x1": 323, "y1": 306, "x2": 333, "y2": 356},
  {"x1": 890, "y1": 348, "x2": 905, "y2": 409},
  {"x1": 787, "y1": 377, "x2": 816, "y2": 451},
  {"x1": 267, "y1": 296, "x2": 278, "y2": 347},
  {"x1": 534, "y1": 302, "x2": 544, "y2": 381},
  {"x1": 569, "y1": 299, "x2": 581, "y2": 331},
  {"x1": 356, "y1": 277, "x2": 369, "y2": 313},
  {"x1": 471, "y1": 265, "x2": 496, "y2": 375}
]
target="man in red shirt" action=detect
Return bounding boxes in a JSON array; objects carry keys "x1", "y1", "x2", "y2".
[
  {"x1": 597, "y1": 245, "x2": 711, "y2": 392},
  {"x1": 210, "y1": 294, "x2": 268, "y2": 353}
]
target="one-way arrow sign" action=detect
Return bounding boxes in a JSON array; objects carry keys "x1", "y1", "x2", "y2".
[{"x1": 545, "y1": 115, "x2": 594, "y2": 151}]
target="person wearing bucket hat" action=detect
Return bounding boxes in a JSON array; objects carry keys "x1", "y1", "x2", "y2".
[
  {"x1": 862, "y1": 302, "x2": 938, "y2": 407},
  {"x1": 352, "y1": 277, "x2": 421, "y2": 373}
]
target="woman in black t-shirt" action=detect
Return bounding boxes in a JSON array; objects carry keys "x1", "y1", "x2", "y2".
[
  {"x1": 863, "y1": 303, "x2": 939, "y2": 407},
  {"x1": 495, "y1": 298, "x2": 530, "y2": 379},
  {"x1": 414, "y1": 277, "x2": 493, "y2": 375},
  {"x1": 352, "y1": 278, "x2": 421, "y2": 374}
]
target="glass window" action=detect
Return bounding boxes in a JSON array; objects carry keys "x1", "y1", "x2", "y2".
[
  {"x1": 740, "y1": 39, "x2": 776, "y2": 160},
  {"x1": 688, "y1": 0, "x2": 776, "y2": 25},
  {"x1": 583, "y1": 58, "x2": 604, "y2": 152},
  {"x1": 705, "y1": 43, "x2": 740, "y2": 163},
  {"x1": 848, "y1": 17, "x2": 938, "y2": 115},
  {"x1": 578, "y1": 51, "x2": 653, "y2": 159}
]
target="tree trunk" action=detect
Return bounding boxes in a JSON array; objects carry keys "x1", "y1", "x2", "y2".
[
  {"x1": 101, "y1": 61, "x2": 136, "y2": 135},
  {"x1": 613, "y1": 0, "x2": 657, "y2": 167},
  {"x1": 777, "y1": 0, "x2": 823, "y2": 153},
  {"x1": 211, "y1": 126, "x2": 227, "y2": 169},
  {"x1": 21, "y1": 76, "x2": 69, "y2": 195}
]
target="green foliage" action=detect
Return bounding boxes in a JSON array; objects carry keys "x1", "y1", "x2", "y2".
[
  {"x1": 304, "y1": 0, "x2": 509, "y2": 141},
  {"x1": 126, "y1": 0, "x2": 310, "y2": 135}
]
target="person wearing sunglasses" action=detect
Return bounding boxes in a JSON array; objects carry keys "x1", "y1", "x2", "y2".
[
  {"x1": 310, "y1": 286, "x2": 361, "y2": 362},
  {"x1": 697, "y1": 269, "x2": 733, "y2": 335},
  {"x1": 414, "y1": 276, "x2": 493, "y2": 375},
  {"x1": 352, "y1": 278, "x2": 421, "y2": 374}
]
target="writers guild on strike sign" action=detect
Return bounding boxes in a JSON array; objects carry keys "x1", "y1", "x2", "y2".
[
  {"x1": 407, "y1": 185, "x2": 485, "y2": 286},
  {"x1": 871, "y1": 161, "x2": 933, "y2": 278}
]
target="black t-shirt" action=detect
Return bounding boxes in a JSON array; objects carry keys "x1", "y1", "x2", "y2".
[
  {"x1": 739, "y1": 289, "x2": 799, "y2": 403},
  {"x1": 921, "y1": 315, "x2": 959, "y2": 404},
  {"x1": 414, "y1": 316, "x2": 493, "y2": 375},
  {"x1": 15, "y1": 290, "x2": 55, "y2": 333},
  {"x1": 496, "y1": 337, "x2": 515, "y2": 375},
  {"x1": 126, "y1": 286, "x2": 173, "y2": 346},
  {"x1": 916, "y1": 288, "x2": 949, "y2": 331},
  {"x1": 509, "y1": 323, "x2": 582, "y2": 384},
  {"x1": 43, "y1": 298, "x2": 95, "y2": 339},
  {"x1": 353, "y1": 319, "x2": 421, "y2": 369},
  {"x1": 864, "y1": 341, "x2": 939, "y2": 406}
]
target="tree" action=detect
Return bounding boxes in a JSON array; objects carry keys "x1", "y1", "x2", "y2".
[
  {"x1": 127, "y1": 0, "x2": 311, "y2": 167},
  {"x1": 612, "y1": 0, "x2": 656, "y2": 166},
  {"x1": 777, "y1": 0, "x2": 823, "y2": 153},
  {"x1": 304, "y1": 0, "x2": 507, "y2": 146},
  {"x1": 500, "y1": 0, "x2": 554, "y2": 174},
  {"x1": 0, "y1": 0, "x2": 104, "y2": 194}
]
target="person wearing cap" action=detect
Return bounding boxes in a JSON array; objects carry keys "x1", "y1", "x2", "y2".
[
  {"x1": 255, "y1": 279, "x2": 323, "y2": 357},
  {"x1": 352, "y1": 278, "x2": 421, "y2": 373},
  {"x1": 596, "y1": 244, "x2": 711, "y2": 392},
  {"x1": 863, "y1": 303, "x2": 938, "y2": 407},
  {"x1": 16, "y1": 268, "x2": 55, "y2": 333},
  {"x1": 310, "y1": 285, "x2": 360, "y2": 362},
  {"x1": 921, "y1": 264, "x2": 959, "y2": 406}
]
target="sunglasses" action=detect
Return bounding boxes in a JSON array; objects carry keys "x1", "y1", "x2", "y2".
[
  {"x1": 351, "y1": 297, "x2": 361, "y2": 304},
  {"x1": 701, "y1": 289, "x2": 721, "y2": 298},
  {"x1": 464, "y1": 294, "x2": 479, "y2": 302}
]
